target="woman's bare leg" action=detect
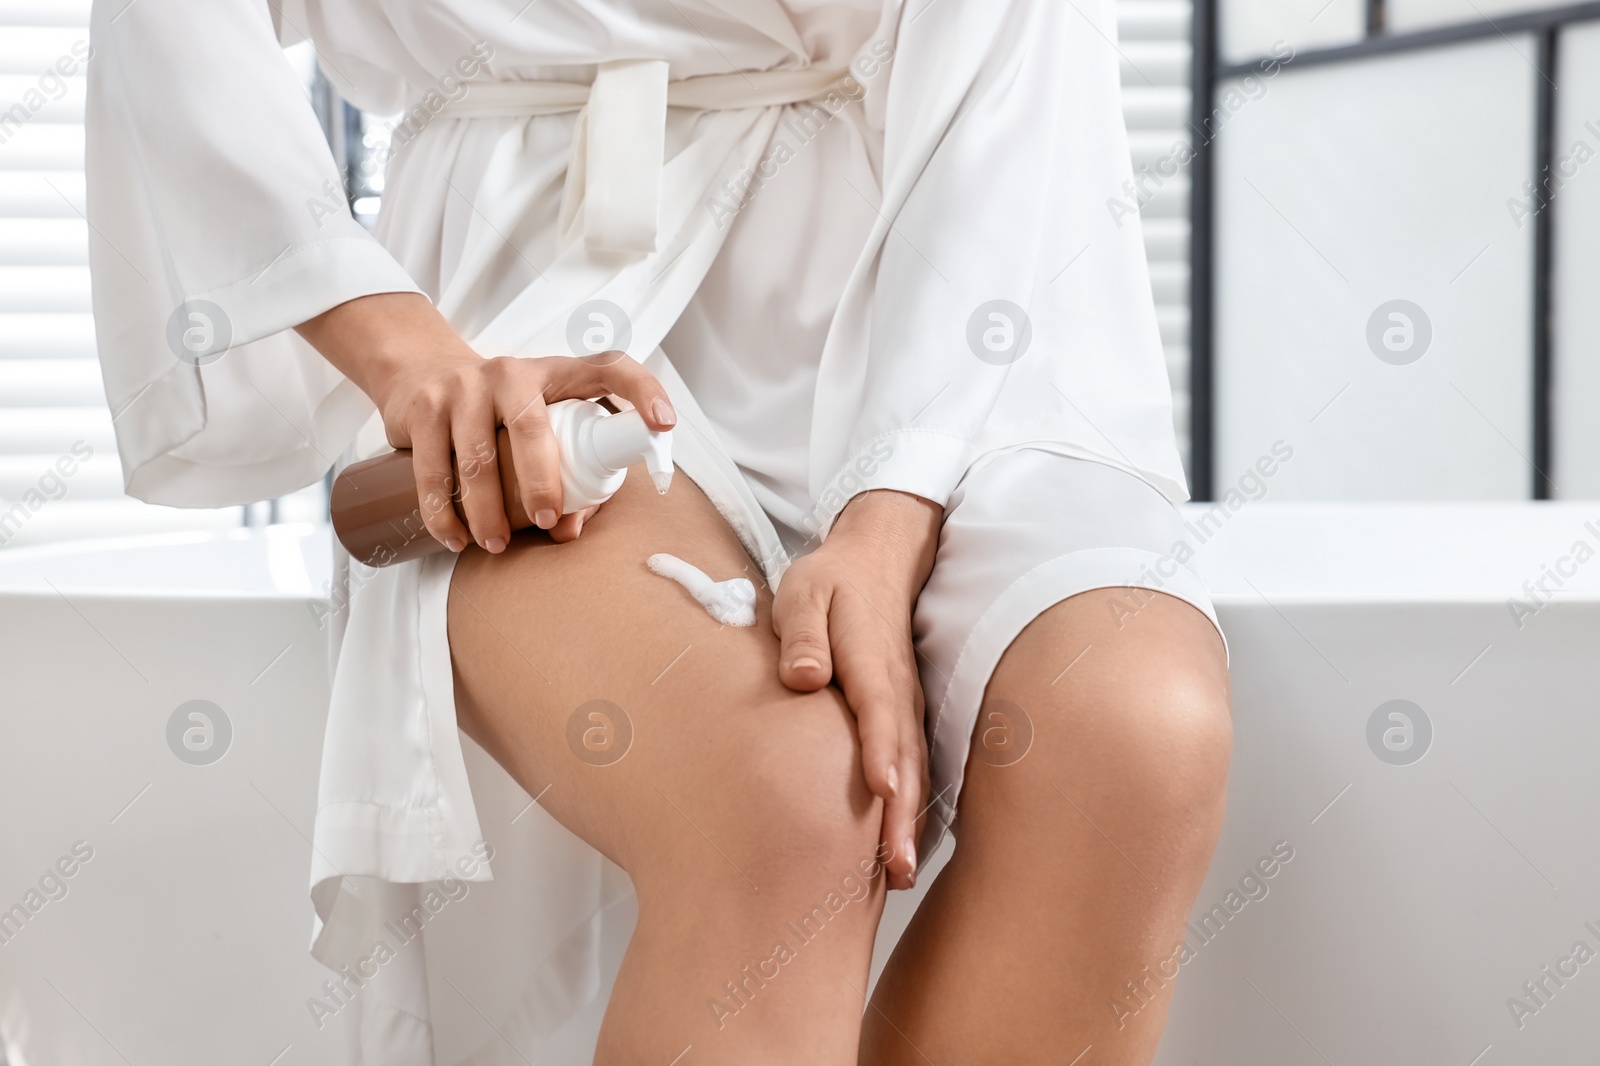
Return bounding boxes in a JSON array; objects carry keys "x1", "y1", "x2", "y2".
[
  {"x1": 861, "y1": 589, "x2": 1231, "y2": 1065},
  {"x1": 449, "y1": 467, "x2": 887, "y2": 1066}
]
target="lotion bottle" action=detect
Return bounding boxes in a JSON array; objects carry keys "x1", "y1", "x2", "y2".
[{"x1": 330, "y1": 398, "x2": 672, "y2": 567}]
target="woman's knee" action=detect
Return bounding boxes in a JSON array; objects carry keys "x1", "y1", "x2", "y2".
[
  {"x1": 963, "y1": 591, "x2": 1232, "y2": 853},
  {"x1": 632, "y1": 686, "x2": 886, "y2": 908},
  {"x1": 980, "y1": 673, "x2": 1228, "y2": 827},
  {"x1": 1078, "y1": 657, "x2": 1232, "y2": 819},
  {"x1": 738, "y1": 689, "x2": 885, "y2": 880}
]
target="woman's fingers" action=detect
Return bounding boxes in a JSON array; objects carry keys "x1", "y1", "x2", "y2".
[
  {"x1": 892, "y1": 708, "x2": 930, "y2": 888},
  {"x1": 301, "y1": 298, "x2": 679, "y2": 551},
  {"x1": 391, "y1": 352, "x2": 676, "y2": 551},
  {"x1": 542, "y1": 351, "x2": 677, "y2": 431},
  {"x1": 450, "y1": 392, "x2": 511, "y2": 552},
  {"x1": 882, "y1": 743, "x2": 926, "y2": 889},
  {"x1": 877, "y1": 743, "x2": 927, "y2": 890},
  {"x1": 495, "y1": 364, "x2": 565, "y2": 529},
  {"x1": 840, "y1": 668, "x2": 923, "y2": 888},
  {"x1": 547, "y1": 505, "x2": 599, "y2": 543},
  {"x1": 408, "y1": 415, "x2": 473, "y2": 552},
  {"x1": 823, "y1": 581, "x2": 929, "y2": 889},
  {"x1": 772, "y1": 574, "x2": 835, "y2": 691},
  {"x1": 773, "y1": 555, "x2": 931, "y2": 888}
]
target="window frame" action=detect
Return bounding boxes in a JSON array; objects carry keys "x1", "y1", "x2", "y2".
[{"x1": 1187, "y1": 0, "x2": 1600, "y2": 498}]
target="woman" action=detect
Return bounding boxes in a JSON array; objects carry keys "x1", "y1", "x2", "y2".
[{"x1": 87, "y1": 0, "x2": 1231, "y2": 1062}]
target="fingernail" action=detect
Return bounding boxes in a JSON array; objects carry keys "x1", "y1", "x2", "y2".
[
  {"x1": 650, "y1": 398, "x2": 677, "y2": 427},
  {"x1": 535, "y1": 508, "x2": 557, "y2": 529},
  {"x1": 446, "y1": 537, "x2": 465, "y2": 552},
  {"x1": 903, "y1": 838, "x2": 917, "y2": 871},
  {"x1": 791, "y1": 656, "x2": 821, "y2": 672},
  {"x1": 886, "y1": 765, "x2": 900, "y2": 797},
  {"x1": 485, "y1": 537, "x2": 506, "y2": 553}
]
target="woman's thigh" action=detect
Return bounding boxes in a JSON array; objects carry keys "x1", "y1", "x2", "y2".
[{"x1": 447, "y1": 462, "x2": 880, "y2": 896}]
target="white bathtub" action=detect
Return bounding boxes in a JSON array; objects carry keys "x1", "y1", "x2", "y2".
[
  {"x1": 1153, "y1": 501, "x2": 1600, "y2": 1064},
  {"x1": 3, "y1": 505, "x2": 1599, "y2": 1064},
  {"x1": 875, "y1": 502, "x2": 1600, "y2": 1065},
  {"x1": 0, "y1": 526, "x2": 347, "y2": 1063}
]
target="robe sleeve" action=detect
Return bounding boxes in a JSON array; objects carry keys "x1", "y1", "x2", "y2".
[
  {"x1": 810, "y1": 0, "x2": 1186, "y2": 527},
  {"x1": 86, "y1": 0, "x2": 423, "y2": 507}
]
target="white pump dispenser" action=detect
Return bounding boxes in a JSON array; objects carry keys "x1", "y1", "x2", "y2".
[{"x1": 547, "y1": 398, "x2": 674, "y2": 512}]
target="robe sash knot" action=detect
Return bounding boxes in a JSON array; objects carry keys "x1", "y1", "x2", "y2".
[{"x1": 426, "y1": 61, "x2": 851, "y2": 253}]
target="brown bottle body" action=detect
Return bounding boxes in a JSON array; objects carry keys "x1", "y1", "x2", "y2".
[{"x1": 330, "y1": 426, "x2": 530, "y2": 567}]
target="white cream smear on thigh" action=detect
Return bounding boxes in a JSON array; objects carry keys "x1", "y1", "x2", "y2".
[{"x1": 646, "y1": 553, "x2": 757, "y2": 627}]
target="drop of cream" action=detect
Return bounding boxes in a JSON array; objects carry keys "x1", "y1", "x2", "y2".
[{"x1": 646, "y1": 553, "x2": 756, "y2": 627}]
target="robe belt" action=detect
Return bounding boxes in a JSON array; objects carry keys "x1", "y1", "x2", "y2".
[{"x1": 431, "y1": 61, "x2": 851, "y2": 254}]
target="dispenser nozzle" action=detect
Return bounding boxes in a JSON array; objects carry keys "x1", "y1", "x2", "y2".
[
  {"x1": 642, "y1": 430, "x2": 673, "y2": 495},
  {"x1": 589, "y1": 407, "x2": 674, "y2": 495}
]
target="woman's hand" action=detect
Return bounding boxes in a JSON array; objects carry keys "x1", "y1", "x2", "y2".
[
  {"x1": 771, "y1": 488, "x2": 942, "y2": 890},
  {"x1": 297, "y1": 293, "x2": 676, "y2": 552}
]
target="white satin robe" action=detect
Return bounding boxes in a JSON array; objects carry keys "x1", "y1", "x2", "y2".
[{"x1": 86, "y1": 0, "x2": 1185, "y2": 1059}]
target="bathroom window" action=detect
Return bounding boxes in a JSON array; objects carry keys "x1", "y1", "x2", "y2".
[{"x1": 1198, "y1": 0, "x2": 1600, "y2": 500}]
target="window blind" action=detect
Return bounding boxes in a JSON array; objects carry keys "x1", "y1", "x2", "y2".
[
  {"x1": 1120, "y1": 0, "x2": 1195, "y2": 466},
  {"x1": 0, "y1": 0, "x2": 261, "y2": 548}
]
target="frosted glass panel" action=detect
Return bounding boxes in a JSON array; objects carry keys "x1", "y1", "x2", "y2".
[
  {"x1": 1220, "y1": 0, "x2": 1364, "y2": 65},
  {"x1": 1552, "y1": 22, "x2": 1600, "y2": 498},
  {"x1": 1389, "y1": 0, "x2": 1560, "y2": 33},
  {"x1": 1215, "y1": 39, "x2": 1536, "y2": 500}
]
